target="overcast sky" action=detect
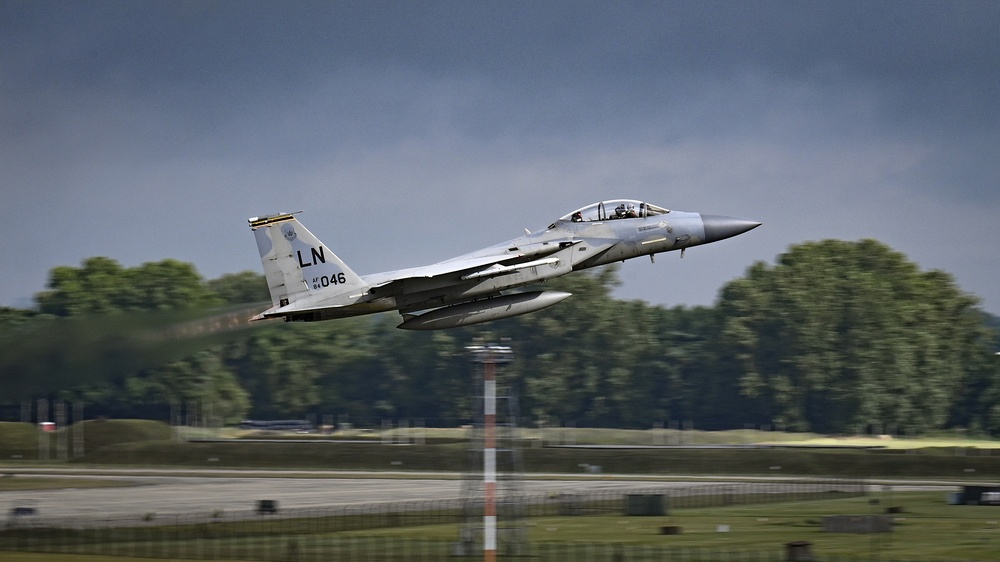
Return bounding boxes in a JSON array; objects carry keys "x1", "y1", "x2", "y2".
[{"x1": 3, "y1": 1, "x2": 999, "y2": 316}]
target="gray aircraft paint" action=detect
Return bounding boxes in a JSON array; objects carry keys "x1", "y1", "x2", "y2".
[{"x1": 248, "y1": 200, "x2": 760, "y2": 329}]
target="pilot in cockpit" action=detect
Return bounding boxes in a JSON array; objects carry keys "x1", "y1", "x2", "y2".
[
  {"x1": 614, "y1": 204, "x2": 627, "y2": 218},
  {"x1": 571, "y1": 211, "x2": 583, "y2": 222},
  {"x1": 625, "y1": 204, "x2": 638, "y2": 218}
]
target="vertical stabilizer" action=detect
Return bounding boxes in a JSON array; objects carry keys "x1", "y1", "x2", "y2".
[{"x1": 248, "y1": 212, "x2": 365, "y2": 309}]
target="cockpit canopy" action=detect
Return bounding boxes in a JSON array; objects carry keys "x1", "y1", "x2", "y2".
[{"x1": 555, "y1": 200, "x2": 670, "y2": 225}]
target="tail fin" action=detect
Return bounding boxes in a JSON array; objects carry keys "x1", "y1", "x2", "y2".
[{"x1": 248, "y1": 212, "x2": 365, "y2": 309}]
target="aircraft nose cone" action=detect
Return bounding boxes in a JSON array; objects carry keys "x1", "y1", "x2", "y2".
[{"x1": 701, "y1": 214, "x2": 762, "y2": 243}]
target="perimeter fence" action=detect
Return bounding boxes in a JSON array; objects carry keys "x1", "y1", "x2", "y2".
[
  {"x1": 1, "y1": 479, "x2": 869, "y2": 560},
  {"x1": 0, "y1": 536, "x2": 922, "y2": 562}
]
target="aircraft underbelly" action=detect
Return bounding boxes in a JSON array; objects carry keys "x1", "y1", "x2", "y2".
[
  {"x1": 396, "y1": 257, "x2": 572, "y2": 312},
  {"x1": 277, "y1": 298, "x2": 397, "y2": 322}
]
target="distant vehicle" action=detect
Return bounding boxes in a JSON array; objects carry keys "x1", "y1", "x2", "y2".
[
  {"x1": 248, "y1": 199, "x2": 760, "y2": 330},
  {"x1": 239, "y1": 420, "x2": 314, "y2": 432},
  {"x1": 6, "y1": 499, "x2": 39, "y2": 528}
]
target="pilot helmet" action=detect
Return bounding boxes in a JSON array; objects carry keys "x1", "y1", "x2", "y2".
[{"x1": 615, "y1": 204, "x2": 626, "y2": 216}]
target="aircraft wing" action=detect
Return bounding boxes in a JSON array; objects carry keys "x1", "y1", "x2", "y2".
[
  {"x1": 250, "y1": 242, "x2": 577, "y2": 321},
  {"x1": 459, "y1": 257, "x2": 560, "y2": 281},
  {"x1": 365, "y1": 239, "x2": 579, "y2": 290}
]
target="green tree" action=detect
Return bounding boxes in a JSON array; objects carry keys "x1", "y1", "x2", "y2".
[
  {"x1": 10, "y1": 247, "x2": 997, "y2": 435},
  {"x1": 124, "y1": 259, "x2": 217, "y2": 310},
  {"x1": 716, "y1": 239, "x2": 991, "y2": 434},
  {"x1": 129, "y1": 352, "x2": 250, "y2": 423},
  {"x1": 36, "y1": 257, "x2": 218, "y2": 315},
  {"x1": 36, "y1": 257, "x2": 127, "y2": 316},
  {"x1": 207, "y1": 271, "x2": 269, "y2": 305},
  {"x1": 948, "y1": 312, "x2": 1000, "y2": 435},
  {"x1": 504, "y1": 267, "x2": 715, "y2": 428},
  {"x1": 13, "y1": 259, "x2": 246, "y2": 414},
  {"x1": 226, "y1": 317, "x2": 384, "y2": 418},
  {"x1": 512, "y1": 267, "x2": 622, "y2": 424}
]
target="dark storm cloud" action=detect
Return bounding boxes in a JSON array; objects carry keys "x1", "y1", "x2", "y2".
[
  {"x1": 1, "y1": 1, "x2": 998, "y2": 313},
  {"x1": 9, "y1": 2, "x2": 997, "y2": 142}
]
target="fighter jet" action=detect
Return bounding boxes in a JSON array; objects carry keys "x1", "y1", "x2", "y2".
[{"x1": 248, "y1": 200, "x2": 760, "y2": 330}]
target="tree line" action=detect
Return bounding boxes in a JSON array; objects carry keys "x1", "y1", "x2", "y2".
[{"x1": 2, "y1": 240, "x2": 999, "y2": 435}]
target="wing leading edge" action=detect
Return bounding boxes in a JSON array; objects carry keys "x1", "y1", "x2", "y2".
[{"x1": 364, "y1": 238, "x2": 578, "y2": 292}]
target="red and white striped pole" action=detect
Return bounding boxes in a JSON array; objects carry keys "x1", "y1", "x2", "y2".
[{"x1": 483, "y1": 357, "x2": 497, "y2": 562}]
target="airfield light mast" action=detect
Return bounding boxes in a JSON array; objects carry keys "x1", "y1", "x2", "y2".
[{"x1": 460, "y1": 341, "x2": 524, "y2": 561}]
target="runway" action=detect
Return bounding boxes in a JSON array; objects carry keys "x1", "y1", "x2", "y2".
[
  {"x1": 0, "y1": 472, "x2": 715, "y2": 521},
  {"x1": 0, "y1": 469, "x2": 953, "y2": 524}
]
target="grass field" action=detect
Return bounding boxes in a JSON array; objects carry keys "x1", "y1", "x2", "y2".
[
  {"x1": 3, "y1": 492, "x2": 997, "y2": 561},
  {"x1": 3, "y1": 420, "x2": 1000, "y2": 480},
  {"x1": 247, "y1": 425, "x2": 1000, "y2": 449},
  {"x1": 333, "y1": 492, "x2": 1000, "y2": 560},
  {"x1": 2, "y1": 421, "x2": 999, "y2": 561},
  {"x1": 7, "y1": 420, "x2": 1000, "y2": 448},
  {"x1": 0, "y1": 477, "x2": 139, "y2": 492},
  {"x1": 67, "y1": 438, "x2": 1000, "y2": 479},
  {"x1": 2, "y1": 555, "x2": 213, "y2": 562}
]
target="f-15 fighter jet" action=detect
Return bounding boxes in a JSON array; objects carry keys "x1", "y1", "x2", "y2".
[{"x1": 248, "y1": 200, "x2": 760, "y2": 330}]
